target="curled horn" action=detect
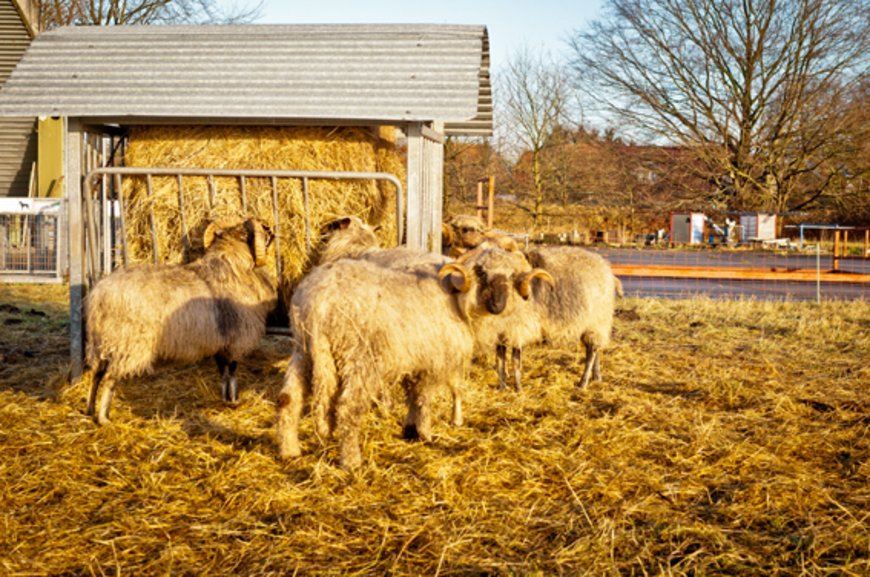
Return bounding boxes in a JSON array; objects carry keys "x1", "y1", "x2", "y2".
[
  {"x1": 203, "y1": 217, "x2": 241, "y2": 250},
  {"x1": 438, "y1": 262, "x2": 472, "y2": 293},
  {"x1": 247, "y1": 219, "x2": 269, "y2": 267},
  {"x1": 516, "y1": 269, "x2": 555, "y2": 299},
  {"x1": 441, "y1": 222, "x2": 455, "y2": 247}
]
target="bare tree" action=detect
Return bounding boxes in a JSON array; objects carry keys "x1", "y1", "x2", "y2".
[
  {"x1": 496, "y1": 47, "x2": 573, "y2": 226},
  {"x1": 443, "y1": 137, "x2": 500, "y2": 212},
  {"x1": 40, "y1": 0, "x2": 261, "y2": 28},
  {"x1": 568, "y1": 0, "x2": 869, "y2": 214}
]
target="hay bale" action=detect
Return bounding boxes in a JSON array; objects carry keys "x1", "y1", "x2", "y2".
[{"x1": 121, "y1": 125, "x2": 406, "y2": 300}]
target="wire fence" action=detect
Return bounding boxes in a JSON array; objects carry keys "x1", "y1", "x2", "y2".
[{"x1": 586, "y1": 245, "x2": 869, "y2": 301}]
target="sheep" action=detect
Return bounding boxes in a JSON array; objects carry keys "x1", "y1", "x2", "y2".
[
  {"x1": 490, "y1": 245, "x2": 623, "y2": 392},
  {"x1": 84, "y1": 217, "x2": 277, "y2": 424},
  {"x1": 442, "y1": 214, "x2": 521, "y2": 258},
  {"x1": 274, "y1": 245, "x2": 552, "y2": 469},
  {"x1": 312, "y1": 215, "x2": 469, "y2": 424},
  {"x1": 315, "y1": 214, "x2": 526, "y2": 421},
  {"x1": 318, "y1": 214, "x2": 461, "y2": 277}
]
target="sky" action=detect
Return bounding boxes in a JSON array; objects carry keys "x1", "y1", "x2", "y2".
[{"x1": 245, "y1": 0, "x2": 603, "y2": 74}]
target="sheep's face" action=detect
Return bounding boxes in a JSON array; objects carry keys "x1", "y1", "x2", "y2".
[
  {"x1": 471, "y1": 260, "x2": 512, "y2": 314},
  {"x1": 317, "y1": 215, "x2": 380, "y2": 263},
  {"x1": 445, "y1": 214, "x2": 486, "y2": 251},
  {"x1": 440, "y1": 247, "x2": 552, "y2": 319},
  {"x1": 203, "y1": 218, "x2": 272, "y2": 267}
]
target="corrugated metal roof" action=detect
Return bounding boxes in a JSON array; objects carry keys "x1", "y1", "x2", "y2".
[
  {"x1": 1, "y1": 0, "x2": 33, "y2": 83},
  {"x1": 0, "y1": 24, "x2": 492, "y2": 136}
]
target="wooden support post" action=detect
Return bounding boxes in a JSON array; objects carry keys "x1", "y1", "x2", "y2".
[
  {"x1": 406, "y1": 122, "x2": 424, "y2": 250},
  {"x1": 864, "y1": 229, "x2": 869, "y2": 258},
  {"x1": 832, "y1": 230, "x2": 840, "y2": 271},
  {"x1": 428, "y1": 122, "x2": 444, "y2": 254},
  {"x1": 476, "y1": 180, "x2": 484, "y2": 223},
  {"x1": 66, "y1": 119, "x2": 85, "y2": 379},
  {"x1": 487, "y1": 175, "x2": 494, "y2": 229}
]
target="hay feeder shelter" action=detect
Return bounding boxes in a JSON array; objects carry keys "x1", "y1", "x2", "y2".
[{"x1": 0, "y1": 24, "x2": 493, "y2": 376}]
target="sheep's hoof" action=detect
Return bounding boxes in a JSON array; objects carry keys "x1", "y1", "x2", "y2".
[
  {"x1": 278, "y1": 446, "x2": 302, "y2": 460},
  {"x1": 402, "y1": 424, "x2": 420, "y2": 441}
]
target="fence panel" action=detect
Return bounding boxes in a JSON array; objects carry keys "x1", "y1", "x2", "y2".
[
  {"x1": 586, "y1": 245, "x2": 870, "y2": 301},
  {"x1": 0, "y1": 198, "x2": 65, "y2": 283}
]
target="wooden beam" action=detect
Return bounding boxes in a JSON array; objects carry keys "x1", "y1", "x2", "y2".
[
  {"x1": 611, "y1": 264, "x2": 869, "y2": 284},
  {"x1": 405, "y1": 122, "x2": 423, "y2": 249}
]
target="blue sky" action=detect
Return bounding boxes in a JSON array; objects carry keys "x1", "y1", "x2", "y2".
[{"x1": 247, "y1": 0, "x2": 602, "y2": 73}]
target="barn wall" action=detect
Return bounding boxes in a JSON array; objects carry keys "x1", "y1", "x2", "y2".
[{"x1": 0, "y1": 0, "x2": 37, "y2": 198}]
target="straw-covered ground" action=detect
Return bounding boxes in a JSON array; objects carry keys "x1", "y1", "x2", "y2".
[{"x1": 0, "y1": 283, "x2": 867, "y2": 576}]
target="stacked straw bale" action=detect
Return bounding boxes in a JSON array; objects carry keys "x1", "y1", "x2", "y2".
[{"x1": 122, "y1": 125, "x2": 405, "y2": 301}]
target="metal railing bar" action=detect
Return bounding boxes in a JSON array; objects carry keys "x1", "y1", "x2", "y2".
[
  {"x1": 101, "y1": 170, "x2": 111, "y2": 273},
  {"x1": 239, "y1": 175, "x2": 248, "y2": 212},
  {"x1": 176, "y1": 174, "x2": 190, "y2": 263},
  {"x1": 24, "y1": 214, "x2": 32, "y2": 273},
  {"x1": 145, "y1": 174, "x2": 159, "y2": 264},
  {"x1": 302, "y1": 177, "x2": 311, "y2": 250},
  {"x1": 207, "y1": 174, "x2": 216, "y2": 212},
  {"x1": 115, "y1": 173, "x2": 129, "y2": 266},
  {"x1": 83, "y1": 183, "x2": 99, "y2": 285},
  {"x1": 270, "y1": 175, "x2": 283, "y2": 281}
]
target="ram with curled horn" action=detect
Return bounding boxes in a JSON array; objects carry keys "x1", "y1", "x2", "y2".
[
  {"x1": 492, "y1": 246, "x2": 623, "y2": 392},
  {"x1": 275, "y1": 240, "x2": 552, "y2": 470},
  {"x1": 83, "y1": 217, "x2": 277, "y2": 425}
]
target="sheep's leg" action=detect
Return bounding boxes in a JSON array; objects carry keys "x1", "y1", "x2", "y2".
[
  {"x1": 215, "y1": 354, "x2": 239, "y2": 403},
  {"x1": 85, "y1": 360, "x2": 108, "y2": 417},
  {"x1": 496, "y1": 344, "x2": 508, "y2": 391},
  {"x1": 402, "y1": 376, "x2": 422, "y2": 440},
  {"x1": 95, "y1": 373, "x2": 117, "y2": 425},
  {"x1": 335, "y1": 373, "x2": 369, "y2": 470},
  {"x1": 275, "y1": 357, "x2": 307, "y2": 460},
  {"x1": 450, "y1": 376, "x2": 464, "y2": 427},
  {"x1": 412, "y1": 377, "x2": 437, "y2": 442},
  {"x1": 592, "y1": 351, "x2": 602, "y2": 382},
  {"x1": 512, "y1": 346, "x2": 523, "y2": 392},
  {"x1": 578, "y1": 343, "x2": 598, "y2": 388},
  {"x1": 403, "y1": 375, "x2": 437, "y2": 442}
]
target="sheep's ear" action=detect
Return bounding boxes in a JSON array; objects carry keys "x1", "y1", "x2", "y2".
[
  {"x1": 320, "y1": 216, "x2": 353, "y2": 236},
  {"x1": 438, "y1": 263, "x2": 472, "y2": 293}
]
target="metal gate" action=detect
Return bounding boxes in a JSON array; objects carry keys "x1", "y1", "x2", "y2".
[
  {"x1": 80, "y1": 166, "x2": 404, "y2": 284},
  {"x1": 70, "y1": 166, "x2": 405, "y2": 376}
]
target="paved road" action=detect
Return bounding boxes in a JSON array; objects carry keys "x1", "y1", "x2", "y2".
[{"x1": 580, "y1": 247, "x2": 870, "y2": 300}]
